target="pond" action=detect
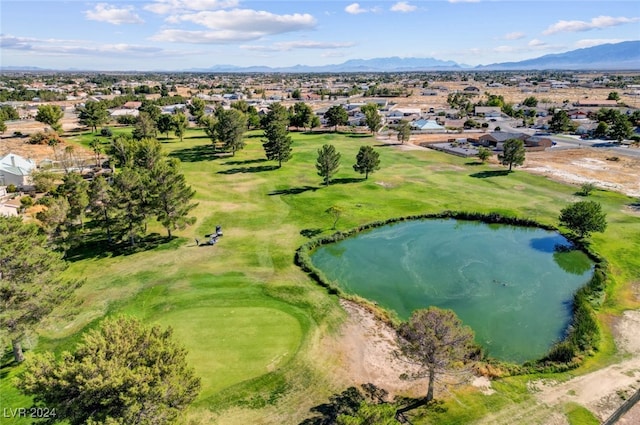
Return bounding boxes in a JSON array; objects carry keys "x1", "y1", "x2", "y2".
[{"x1": 310, "y1": 219, "x2": 594, "y2": 363}]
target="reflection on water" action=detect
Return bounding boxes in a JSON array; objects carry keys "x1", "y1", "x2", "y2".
[
  {"x1": 311, "y1": 219, "x2": 594, "y2": 363},
  {"x1": 553, "y1": 249, "x2": 594, "y2": 275}
]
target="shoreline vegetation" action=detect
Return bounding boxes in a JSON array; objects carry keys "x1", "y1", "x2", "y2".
[{"x1": 295, "y1": 210, "x2": 608, "y2": 374}]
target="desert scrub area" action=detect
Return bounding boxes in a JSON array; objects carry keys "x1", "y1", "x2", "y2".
[{"x1": 2, "y1": 126, "x2": 640, "y2": 425}]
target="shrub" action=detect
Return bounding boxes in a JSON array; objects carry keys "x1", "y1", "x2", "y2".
[
  {"x1": 6, "y1": 184, "x2": 17, "y2": 193},
  {"x1": 28, "y1": 131, "x2": 64, "y2": 146},
  {"x1": 545, "y1": 341, "x2": 576, "y2": 363},
  {"x1": 36, "y1": 196, "x2": 54, "y2": 207},
  {"x1": 579, "y1": 182, "x2": 596, "y2": 196},
  {"x1": 19, "y1": 195, "x2": 34, "y2": 211},
  {"x1": 100, "y1": 127, "x2": 113, "y2": 137}
]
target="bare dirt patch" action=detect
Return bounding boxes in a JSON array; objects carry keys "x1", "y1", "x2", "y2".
[
  {"x1": 321, "y1": 300, "x2": 429, "y2": 397},
  {"x1": 2, "y1": 114, "x2": 92, "y2": 163},
  {"x1": 523, "y1": 148, "x2": 640, "y2": 198}
]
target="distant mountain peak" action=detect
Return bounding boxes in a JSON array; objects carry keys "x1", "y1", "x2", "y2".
[
  {"x1": 476, "y1": 40, "x2": 640, "y2": 70},
  {"x1": 4, "y1": 41, "x2": 638, "y2": 73}
]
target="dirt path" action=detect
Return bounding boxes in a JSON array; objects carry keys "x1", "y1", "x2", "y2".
[
  {"x1": 533, "y1": 310, "x2": 640, "y2": 421},
  {"x1": 465, "y1": 309, "x2": 640, "y2": 424}
]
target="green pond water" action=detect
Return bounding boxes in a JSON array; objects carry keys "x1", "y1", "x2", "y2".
[{"x1": 310, "y1": 219, "x2": 594, "y2": 363}]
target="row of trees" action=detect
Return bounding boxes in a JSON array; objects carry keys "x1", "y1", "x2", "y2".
[
  {"x1": 31, "y1": 137, "x2": 197, "y2": 251},
  {"x1": 316, "y1": 144, "x2": 381, "y2": 185},
  {"x1": 258, "y1": 103, "x2": 382, "y2": 182}
]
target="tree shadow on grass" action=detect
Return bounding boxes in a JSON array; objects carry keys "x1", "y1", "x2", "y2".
[
  {"x1": 374, "y1": 143, "x2": 403, "y2": 148},
  {"x1": 344, "y1": 133, "x2": 372, "y2": 138},
  {"x1": 269, "y1": 185, "x2": 318, "y2": 196},
  {"x1": 331, "y1": 177, "x2": 363, "y2": 185},
  {"x1": 169, "y1": 145, "x2": 228, "y2": 162},
  {"x1": 0, "y1": 349, "x2": 16, "y2": 379},
  {"x1": 65, "y1": 233, "x2": 181, "y2": 263},
  {"x1": 470, "y1": 169, "x2": 511, "y2": 178},
  {"x1": 217, "y1": 164, "x2": 279, "y2": 174},
  {"x1": 465, "y1": 161, "x2": 484, "y2": 166},
  {"x1": 185, "y1": 134, "x2": 210, "y2": 140},
  {"x1": 223, "y1": 158, "x2": 268, "y2": 166},
  {"x1": 300, "y1": 228, "x2": 324, "y2": 238}
]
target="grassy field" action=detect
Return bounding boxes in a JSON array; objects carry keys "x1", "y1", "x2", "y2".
[{"x1": 1, "y1": 126, "x2": 639, "y2": 424}]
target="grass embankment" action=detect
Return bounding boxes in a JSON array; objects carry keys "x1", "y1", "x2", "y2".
[{"x1": 1, "y1": 128, "x2": 639, "y2": 424}]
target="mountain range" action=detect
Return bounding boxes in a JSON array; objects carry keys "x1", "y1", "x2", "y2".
[
  {"x1": 3, "y1": 41, "x2": 639, "y2": 73},
  {"x1": 191, "y1": 41, "x2": 640, "y2": 73}
]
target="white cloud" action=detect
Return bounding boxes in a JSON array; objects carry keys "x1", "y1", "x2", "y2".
[
  {"x1": 150, "y1": 29, "x2": 265, "y2": 44},
  {"x1": 492, "y1": 40, "x2": 557, "y2": 56},
  {"x1": 0, "y1": 34, "x2": 173, "y2": 57},
  {"x1": 391, "y1": 2, "x2": 417, "y2": 13},
  {"x1": 543, "y1": 15, "x2": 640, "y2": 35},
  {"x1": 84, "y1": 3, "x2": 144, "y2": 25},
  {"x1": 144, "y1": 0, "x2": 239, "y2": 14},
  {"x1": 528, "y1": 39, "x2": 547, "y2": 48},
  {"x1": 504, "y1": 32, "x2": 525, "y2": 40},
  {"x1": 574, "y1": 38, "x2": 630, "y2": 49},
  {"x1": 166, "y1": 9, "x2": 316, "y2": 33},
  {"x1": 241, "y1": 41, "x2": 355, "y2": 52},
  {"x1": 345, "y1": 3, "x2": 368, "y2": 15}
]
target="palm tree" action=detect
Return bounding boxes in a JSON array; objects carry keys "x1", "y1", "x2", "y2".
[{"x1": 89, "y1": 138, "x2": 103, "y2": 167}]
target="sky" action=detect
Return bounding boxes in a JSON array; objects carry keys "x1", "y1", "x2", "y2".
[{"x1": 1, "y1": 0, "x2": 639, "y2": 71}]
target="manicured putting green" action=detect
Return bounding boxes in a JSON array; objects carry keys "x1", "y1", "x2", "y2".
[{"x1": 155, "y1": 306, "x2": 302, "y2": 398}]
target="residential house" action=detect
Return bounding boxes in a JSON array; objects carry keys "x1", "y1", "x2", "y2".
[
  {"x1": 478, "y1": 132, "x2": 552, "y2": 151},
  {"x1": 123, "y1": 101, "x2": 142, "y2": 109},
  {"x1": 411, "y1": 119, "x2": 445, "y2": 131},
  {"x1": 110, "y1": 108, "x2": 139, "y2": 118},
  {"x1": 568, "y1": 110, "x2": 589, "y2": 120},
  {"x1": 0, "y1": 153, "x2": 36, "y2": 187}
]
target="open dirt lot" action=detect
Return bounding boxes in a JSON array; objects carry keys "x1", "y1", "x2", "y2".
[
  {"x1": 523, "y1": 148, "x2": 640, "y2": 198},
  {"x1": 1, "y1": 114, "x2": 94, "y2": 163}
]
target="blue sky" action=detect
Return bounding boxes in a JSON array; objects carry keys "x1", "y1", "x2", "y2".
[{"x1": 1, "y1": 0, "x2": 638, "y2": 70}]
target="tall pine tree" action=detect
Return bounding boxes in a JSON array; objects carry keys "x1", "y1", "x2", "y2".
[
  {"x1": 151, "y1": 158, "x2": 197, "y2": 238},
  {"x1": 316, "y1": 144, "x2": 341, "y2": 186},
  {"x1": 262, "y1": 103, "x2": 293, "y2": 167}
]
